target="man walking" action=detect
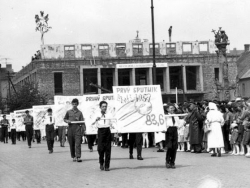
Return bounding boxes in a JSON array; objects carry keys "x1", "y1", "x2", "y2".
[
  {"x1": 129, "y1": 133, "x2": 143, "y2": 160},
  {"x1": 92, "y1": 101, "x2": 113, "y2": 171},
  {"x1": 64, "y1": 98, "x2": 85, "y2": 162},
  {"x1": 0, "y1": 115, "x2": 9, "y2": 143},
  {"x1": 45, "y1": 108, "x2": 55, "y2": 154},
  {"x1": 24, "y1": 110, "x2": 34, "y2": 148}
]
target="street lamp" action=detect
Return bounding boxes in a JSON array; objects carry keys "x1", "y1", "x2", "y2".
[{"x1": 151, "y1": 0, "x2": 156, "y2": 85}]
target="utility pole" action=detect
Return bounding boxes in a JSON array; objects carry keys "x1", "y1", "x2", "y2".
[
  {"x1": 151, "y1": 0, "x2": 157, "y2": 85},
  {"x1": 181, "y1": 65, "x2": 186, "y2": 102}
]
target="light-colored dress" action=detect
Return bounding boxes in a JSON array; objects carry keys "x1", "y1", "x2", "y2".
[{"x1": 207, "y1": 110, "x2": 225, "y2": 148}]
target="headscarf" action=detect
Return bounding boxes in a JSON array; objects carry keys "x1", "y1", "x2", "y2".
[{"x1": 208, "y1": 102, "x2": 217, "y2": 111}]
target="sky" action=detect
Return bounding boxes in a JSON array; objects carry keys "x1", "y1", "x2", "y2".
[{"x1": 0, "y1": 0, "x2": 249, "y2": 72}]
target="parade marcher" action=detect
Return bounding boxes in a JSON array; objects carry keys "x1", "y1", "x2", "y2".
[
  {"x1": 92, "y1": 101, "x2": 113, "y2": 171},
  {"x1": 23, "y1": 110, "x2": 34, "y2": 148},
  {"x1": 206, "y1": 102, "x2": 225, "y2": 157},
  {"x1": 129, "y1": 132, "x2": 143, "y2": 160},
  {"x1": 185, "y1": 102, "x2": 205, "y2": 153},
  {"x1": 165, "y1": 104, "x2": 180, "y2": 169},
  {"x1": 34, "y1": 129, "x2": 41, "y2": 144},
  {"x1": 0, "y1": 115, "x2": 10, "y2": 143},
  {"x1": 10, "y1": 119, "x2": 17, "y2": 144},
  {"x1": 64, "y1": 98, "x2": 85, "y2": 162},
  {"x1": 45, "y1": 108, "x2": 55, "y2": 154}
]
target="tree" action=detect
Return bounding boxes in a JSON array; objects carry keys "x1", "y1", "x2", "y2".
[{"x1": 8, "y1": 81, "x2": 48, "y2": 112}]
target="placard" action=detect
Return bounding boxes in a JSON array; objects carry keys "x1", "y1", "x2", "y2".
[
  {"x1": 14, "y1": 109, "x2": 33, "y2": 131},
  {"x1": 113, "y1": 85, "x2": 165, "y2": 133},
  {"x1": 33, "y1": 105, "x2": 54, "y2": 130}
]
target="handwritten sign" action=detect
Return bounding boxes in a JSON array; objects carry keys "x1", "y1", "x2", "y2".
[
  {"x1": 14, "y1": 109, "x2": 33, "y2": 131},
  {"x1": 81, "y1": 94, "x2": 117, "y2": 134},
  {"x1": 33, "y1": 105, "x2": 54, "y2": 130},
  {"x1": 113, "y1": 85, "x2": 165, "y2": 133}
]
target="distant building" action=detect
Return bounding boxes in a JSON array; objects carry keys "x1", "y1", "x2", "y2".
[
  {"x1": 0, "y1": 64, "x2": 15, "y2": 113},
  {"x1": 236, "y1": 44, "x2": 250, "y2": 98},
  {"x1": 12, "y1": 39, "x2": 239, "y2": 102}
]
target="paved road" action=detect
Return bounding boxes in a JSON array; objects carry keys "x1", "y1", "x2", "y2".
[{"x1": 0, "y1": 140, "x2": 249, "y2": 188}]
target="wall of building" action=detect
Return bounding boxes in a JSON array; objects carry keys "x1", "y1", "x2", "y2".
[{"x1": 238, "y1": 78, "x2": 250, "y2": 98}]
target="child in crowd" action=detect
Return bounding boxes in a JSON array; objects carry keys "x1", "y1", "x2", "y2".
[
  {"x1": 230, "y1": 121, "x2": 239, "y2": 155},
  {"x1": 142, "y1": 132, "x2": 149, "y2": 148},
  {"x1": 177, "y1": 117, "x2": 185, "y2": 151}
]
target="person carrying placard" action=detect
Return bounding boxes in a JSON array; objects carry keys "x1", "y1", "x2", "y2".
[
  {"x1": 92, "y1": 101, "x2": 113, "y2": 171},
  {"x1": 44, "y1": 108, "x2": 55, "y2": 154},
  {"x1": 10, "y1": 119, "x2": 17, "y2": 144},
  {"x1": 64, "y1": 98, "x2": 85, "y2": 162},
  {"x1": 0, "y1": 115, "x2": 9, "y2": 143},
  {"x1": 24, "y1": 110, "x2": 34, "y2": 148}
]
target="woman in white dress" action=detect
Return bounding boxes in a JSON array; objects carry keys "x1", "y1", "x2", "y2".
[{"x1": 206, "y1": 102, "x2": 225, "y2": 157}]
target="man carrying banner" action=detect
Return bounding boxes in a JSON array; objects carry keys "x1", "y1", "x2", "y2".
[
  {"x1": 24, "y1": 110, "x2": 34, "y2": 148},
  {"x1": 0, "y1": 115, "x2": 9, "y2": 143},
  {"x1": 44, "y1": 108, "x2": 55, "y2": 154},
  {"x1": 64, "y1": 98, "x2": 85, "y2": 162},
  {"x1": 92, "y1": 101, "x2": 113, "y2": 171}
]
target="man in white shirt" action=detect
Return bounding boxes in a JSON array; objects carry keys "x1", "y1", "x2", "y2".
[
  {"x1": 92, "y1": 101, "x2": 113, "y2": 171},
  {"x1": 10, "y1": 119, "x2": 17, "y2": 144},
  {"x1": 44, "y1": 108, "x2": 55, "y2": 154}
]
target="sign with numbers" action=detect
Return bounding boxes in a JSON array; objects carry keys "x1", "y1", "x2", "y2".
[{"x1": 113, "y1": 85, "x2": 165, "y2": 133}]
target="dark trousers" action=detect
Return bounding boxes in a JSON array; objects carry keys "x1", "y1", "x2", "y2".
[
  {"x1": 25, "y1": 126, "x2": 33, "y2": 146},
  {"x1": 68, "y1": 125, "x2": 82, "y2": 158},
  {"x1": 46, "y1": 125, "x2": 54, "y2": 151},
  {"x1": 21, "y1": 131, "x2": 26, "y2": 141},
  {"x1": 98, "y1": 128, "x2": 112, "y2": 168},
  {"x1": 58, "y1": 126, "x2": 66, "y2": 146},
  {"x1": 122, "y1": 133, "x2": 128, "y2": 147},
  {"x1": 222, "y1": 126, "x2": 231, "y2": 152},
  {"x1": 35, "y1": 130, "x2": 41, "y2": 143},
  {"x1": 87, "y1": 135, "x2": 96, "y2": 150},
  {"x1": 129, "y1": 133, "x2": 143, "y2": 157},
  {"x1": 11, "y1": 129, "x2": 17, "y2": 144},
  {"x1": 1, "y1": 127, "x2": 8, "y2": 143},
  {"x1": 16, "y1": 132, "x2": 20, "y2": 141},
  {"x1": 166, "y1": 148, "x2": 177, "y2": 165}
]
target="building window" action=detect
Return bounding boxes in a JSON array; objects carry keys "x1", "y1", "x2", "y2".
[
  {"x1": 118, "y1": 69, "x2": 130, "y2": 86},
  {"x1": 83, "y1": 69, "x2": 98, "y2": 94},
  {"x1": 156, "y1": 68, "x2": 164, "y2": 90},
  {"x1": 133, "y1": 44, "x2": 143, "y2": 56},
  {"x1": 166, "y1": 43, "x2": 176, "y2": 54},
  {"x1": 98, "y1": 45, "x2": 109, "y2": 57},
  {"x1": 54, "y1": 72, "x2": 63, "y2": 95},
  {"x1": 81, "y1": 45, "x2": 92, "y2": 57},
  {"x1": 169, "y1": 67, "x2": 182, "y2": 89},
  {"x1": 214, "y1": 68, "x2": 219, "y2": 81},
  {"x1": 116, "y1": 43, "x2": 126, "y2": 57},
  {"x1": 101, "y1": 69, "x2": 113, "y2": 93},
  {"x1": 199, "y1": 42, "x2": 208, "y2": 53},
  {"x1": 136, "y1": 69, "x2": 147, "y2": 85},
  {"x1": 242, "y1": 83, "x2": 245, "y2": 96},
  {"x1": 182, "y1": 43, "x2": 192, "y2": 54},
  {"x1": 64, "y1": 45, "x2": 75, "y2": 59},
  {"x1": 186, "y1": 66, "x2": 197, "y2": 90},
  {"x1": 149, "y1": 43, "x2": 160, "y2": 55}
]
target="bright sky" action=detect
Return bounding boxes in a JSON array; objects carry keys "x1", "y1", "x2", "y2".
[{"x1": 0, "y1": 0, "x2": 249, "y2": 72}]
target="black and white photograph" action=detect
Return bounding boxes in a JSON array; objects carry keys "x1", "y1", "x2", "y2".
[{"x1": 0, "y1": 0, "x2": 250, "y2": 187}]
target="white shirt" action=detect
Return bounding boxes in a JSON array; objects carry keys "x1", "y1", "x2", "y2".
[
  {"x1": 94, "y1": 111, "x2": 113, "y2": 128},
  {"x1": 165, "y1": 115, "x2": 180, "y2": 128},
  {"x1": 10, "y1": 122, "x2": 17, "y2": 130},
  {"x1": 44, "y1": 115, "x2": 55, "y2": 126}
]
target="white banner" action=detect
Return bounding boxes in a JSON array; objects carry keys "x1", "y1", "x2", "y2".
[
  {"x1": 113, "y1": 85, "x2": 165, "y2": 133},
  {"x1": 14, "y1": 109, "x2": 33, "y2": 131},
  {"x1": 54, "y1": 96, "x2": 84, "y2": 127},
  {"x1": 82, "y1": 94, "x2": 117, "y2": 134},
  {"x1": 33, "y1": 105, "x2": 54, "y2": 130}
]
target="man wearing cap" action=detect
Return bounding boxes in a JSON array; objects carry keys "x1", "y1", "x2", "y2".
[
  {"x1": 64, "y1": 98, "x2": 85, "y2": 162},
  {"x1": 24, "y1": 110, "x2": 34, "y2": 148},
  {"x1": 0, "y1": 115, "x2": 10, "y2": 143},
  {"x1": 185, "y1": 102, "x2": 205, "y2": 153}
]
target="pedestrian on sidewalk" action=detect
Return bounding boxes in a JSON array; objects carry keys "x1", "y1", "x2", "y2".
[
  {"x1": 92, "y1": 101, "x2": 113, "y2": 171},
  {"x1": 64, "y1": 98, "x2": 85, "y2": 162},
  {"x1": 45, "y1": 108, "x2": 55, "y2": 154}
]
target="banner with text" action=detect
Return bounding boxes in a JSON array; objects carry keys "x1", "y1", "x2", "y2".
[
  {"x1": 14, "y1": 109, "x2": 33, "y2": 131},
  {"x1": 113, "y1": 85, "x2": 165, "y2": 133},
  {"x1": 33, "y1": 105, "x2": 54, "y2": 130}
]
